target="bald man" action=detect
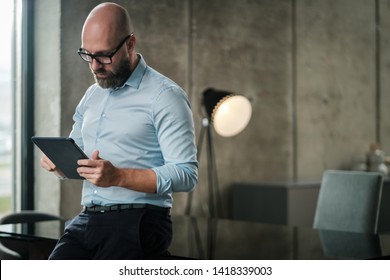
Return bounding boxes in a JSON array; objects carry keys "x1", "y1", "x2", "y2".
[{"x1": 41, "y1": 2, "x2": 198, "y2": 259}]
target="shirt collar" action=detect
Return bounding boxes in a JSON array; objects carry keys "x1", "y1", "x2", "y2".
[{"x1": 123, "y1": 53, "x2": 146, "y2": 89}]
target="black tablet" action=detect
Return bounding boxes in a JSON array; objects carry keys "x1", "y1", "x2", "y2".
[{"x1": 31, "y1": 136, "x2": 88, "y2": 180}]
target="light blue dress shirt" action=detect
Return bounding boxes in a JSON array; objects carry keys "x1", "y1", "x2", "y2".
[{"x1": 69, "y1": 54, "x2": 198, "y2": 208}]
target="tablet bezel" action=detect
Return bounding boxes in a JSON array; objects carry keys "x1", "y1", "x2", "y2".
[{"x1": 31, "y1": 136, "x2": 88, "y2": 180}]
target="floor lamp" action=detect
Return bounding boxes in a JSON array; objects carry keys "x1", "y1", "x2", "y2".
[{"x1": 185, "y1": 87, "x2": 252, "y2": 258}]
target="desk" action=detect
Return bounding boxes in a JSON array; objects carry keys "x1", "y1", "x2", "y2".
[
  {"x1": 232, "y1": 178, "x2": 390, "y2": 231},
  {"x1": 0, "y1": 231, "x2": 57, "y2": 259},
  {"x1": 1, "y1": 216, "x2": 390, "y2": 260},
  {"x1": 232, "y1": 181, "x2": 320, "y2": 226},
  {"x1": 169, "y1": 216, "x2": 390, "y2": 260},
  {"x1": 0, "y1": 220, "x2": 61, "y2": 260}
]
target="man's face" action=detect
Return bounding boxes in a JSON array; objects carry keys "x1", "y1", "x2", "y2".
[{"x1": 79, "y1": 33, "x2": 133, "y2": 89}]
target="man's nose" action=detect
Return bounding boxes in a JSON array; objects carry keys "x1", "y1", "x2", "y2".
[{"x1": 90, "y1": 58, "x2": 103, "y2": 71}]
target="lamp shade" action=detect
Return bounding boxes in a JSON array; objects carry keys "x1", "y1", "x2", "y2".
[{"x1": 202, "y1": 88, "x2": 252, "y2": 137}]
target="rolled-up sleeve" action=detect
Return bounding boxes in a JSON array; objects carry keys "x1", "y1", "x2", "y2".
[{"x1": 152, "y1": 86, "x2": 198, "y2": 193}]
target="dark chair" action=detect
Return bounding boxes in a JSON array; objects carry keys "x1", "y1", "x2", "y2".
[
  {"x1": 0, "y1": 211, "x2": 64, "y2": 225},
  {"x1": 0, "y1": 242, "x2": 21, "y2": 260},
  {"x1": 0, "y1": 210, "x2": 64, "y2": 260},
  {"x1": 313, "y1": 170, "x2": 384, "y2": 259}
]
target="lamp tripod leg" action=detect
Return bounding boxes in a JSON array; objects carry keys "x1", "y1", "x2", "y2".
[
  {"x1": 205, "y1": 123, "x2": 223, "y2": 259},
  {"x1": 185, "y1": 120, "x2": 207, "y2": 259},
  {"x1": 185, "y1": 117, "x2": 222, "y2": 259},
  {"x1": 185, "y1": 120, "x2": 206, "y2": 216}
]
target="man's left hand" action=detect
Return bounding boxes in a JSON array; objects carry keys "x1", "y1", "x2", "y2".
[{"x1": 77, "y1": 150, "x2": 121, "y2": 187}]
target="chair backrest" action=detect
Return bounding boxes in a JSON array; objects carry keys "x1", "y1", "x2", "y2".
[
  {"x1": 0, "y1": 210, "x2": 63, "y2": 225},
  {"x1": 313, "y1": 170, "x2": 384, "y2": 234}
]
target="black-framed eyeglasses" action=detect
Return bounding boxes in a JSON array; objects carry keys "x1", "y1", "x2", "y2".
[{"x1": 77, "y1": 33, "x2": 133, "y2": 64}]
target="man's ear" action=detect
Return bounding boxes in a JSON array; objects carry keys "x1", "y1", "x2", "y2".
[{"x1": 127, "y1": 35, "x2": 136, "y2": 52}]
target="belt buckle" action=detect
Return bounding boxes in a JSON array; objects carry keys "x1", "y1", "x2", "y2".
[{"x1": 94, "y1": 205, "x2": 106, "y2": 212}]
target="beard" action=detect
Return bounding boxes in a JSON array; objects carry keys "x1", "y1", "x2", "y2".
[{"x1": 92, "y1": 57, "x2": 132, "y2": 89}]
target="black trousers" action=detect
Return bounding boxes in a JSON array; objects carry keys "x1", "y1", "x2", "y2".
[{"x1": 48, "y1": 208, "x2": 172, "y2": 260}]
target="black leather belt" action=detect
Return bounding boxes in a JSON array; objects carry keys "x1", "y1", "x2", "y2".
[{"x1": 83, "y1": 203, "x2": 169, "y2": 213}]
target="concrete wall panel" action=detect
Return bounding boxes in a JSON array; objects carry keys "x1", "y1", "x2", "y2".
[
  {"x1": 296, "y1": 0, "x2": 377, "y2": 179},
  {"x1": 191, "y1": 0, "x2": 293, "y2": 217}
]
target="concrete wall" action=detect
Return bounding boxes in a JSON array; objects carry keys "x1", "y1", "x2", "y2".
[{"x1": 34, "y1": 0, "x2": 390, "y2": 221}]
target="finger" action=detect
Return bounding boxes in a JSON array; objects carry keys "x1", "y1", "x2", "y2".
[
  {"x1": 78, "y1": 159, "x2": 90, "y2": 166},
  {"x1": 92, "y1": 150, "x2": 101, "y2": 160},
  {"x1": 77, "y1": 166, "x2": 96, "y2": 175},
  {"x1": 40, "y1": 155, "x2": 56, "y2": 171},
  {"x1": 78, "y1": 150, "x2": 102, "y2": 166},
  {"x1": 42, "y1": 154, "x2": 56, "y2": 168}
]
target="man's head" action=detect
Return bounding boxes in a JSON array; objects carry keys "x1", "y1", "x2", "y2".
[{"x1": 78, "y1": 2, "x2": 138, "y2": 88}]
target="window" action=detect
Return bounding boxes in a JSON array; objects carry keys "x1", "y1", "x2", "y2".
[{"x1": 0, "y1": 0, "x2": 14, "y2": 216}]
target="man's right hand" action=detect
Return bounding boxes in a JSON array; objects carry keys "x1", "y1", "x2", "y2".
[{"x1": 40, "y1": 154, "x2": 56, "y2": 172}]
